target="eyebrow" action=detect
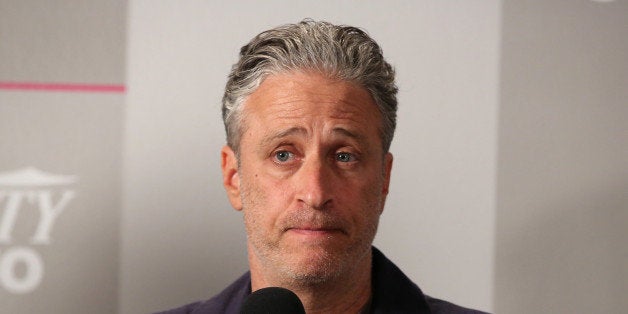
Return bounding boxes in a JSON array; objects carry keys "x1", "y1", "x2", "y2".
[
  {"x1": 260, "y1": 127, "x2": 307, "y2": 147},
  {"x1": 260, "y1": 126, "x2": 366, "y2": 147}
]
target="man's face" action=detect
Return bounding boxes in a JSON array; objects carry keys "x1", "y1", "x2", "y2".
[{"x1": 221, "y1": 71, "x2": 393, "y2": 285}]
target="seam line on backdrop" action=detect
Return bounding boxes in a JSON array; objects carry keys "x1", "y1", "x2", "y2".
[{"x1": 0, "y1": 81, "x2": 125, "y2": 93}]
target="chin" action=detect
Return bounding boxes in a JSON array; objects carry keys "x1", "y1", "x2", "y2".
[
  {"x1": 279, "y1": 247, "x2": 349, "y2": 285},
  {"x1": 282, "y1": 263, "x2": 342, "y2": 285}
]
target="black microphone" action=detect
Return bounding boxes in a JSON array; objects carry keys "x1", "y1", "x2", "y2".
[{"x1": 240, "y1": 287, "x2": 306, "y2": 314}]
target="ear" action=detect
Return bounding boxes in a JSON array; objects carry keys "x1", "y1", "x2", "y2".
[
  {"x1": 221, "y1": 145, "x2": 243, "y2": 211},
  {"x1": 382, "y1": 152, "x2": 393, "y2": 196}
]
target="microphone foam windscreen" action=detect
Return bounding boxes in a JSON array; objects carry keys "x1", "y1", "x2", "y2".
[{"x1": 240, "y1": 287, "x2": 306, "y2": 314}]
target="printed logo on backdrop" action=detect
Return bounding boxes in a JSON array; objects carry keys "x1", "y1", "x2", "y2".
[{"x1": 0, "y1": 167, "x2": 78, "y2": 294}]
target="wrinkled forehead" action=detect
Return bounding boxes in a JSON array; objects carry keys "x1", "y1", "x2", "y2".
[{"x1": 240, "y1": 72, "x2": 381, "y2": 136}]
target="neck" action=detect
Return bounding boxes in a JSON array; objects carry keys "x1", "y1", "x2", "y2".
[{"x1": 249, "y1": 249, "x2": 373, "y2": 314}]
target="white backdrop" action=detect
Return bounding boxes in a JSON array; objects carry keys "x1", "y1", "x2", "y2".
[{"x1": 120, "y1": 1, "x2": 499, "y2": 313}]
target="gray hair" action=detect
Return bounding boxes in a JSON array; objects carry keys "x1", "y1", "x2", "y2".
[{"x1": 222, "y1": 19, "x2": 398, "y2": 155}]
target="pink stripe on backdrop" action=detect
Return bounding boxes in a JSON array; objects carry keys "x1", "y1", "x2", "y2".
[{"x1": 0, "y1": 81, "x2": 125, "y2": 93}]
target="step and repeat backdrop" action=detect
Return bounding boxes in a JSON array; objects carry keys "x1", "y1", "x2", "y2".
[
  {"x1": 0, "y1": 1, "x2": 125, "y2": 313},
  {"x1": 1, "y1": 1, "x2": 626, "y2": 314}
]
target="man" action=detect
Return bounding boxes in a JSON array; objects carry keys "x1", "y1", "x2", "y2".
[{"x1": 159, "y1": 20, "x2": 486, "y2": 314}]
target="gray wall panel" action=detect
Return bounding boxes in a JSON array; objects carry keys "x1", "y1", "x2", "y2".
[
  {"x1": 496, "y1": 1, "x2": 628, "y2": 313},
  {"x1": 0, "y1": 1, "x2": 126, "y2": 313},
  {"x1": 0, "y1": 0, "x2": 126, "y2": 83},
  {"x1": 0, "y1": 93, "x2": 123, "y2": 314}
]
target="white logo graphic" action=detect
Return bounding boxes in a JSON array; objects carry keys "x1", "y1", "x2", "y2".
[{"x1": 0, "y1": 167, "x2": 78, "y2": 294}]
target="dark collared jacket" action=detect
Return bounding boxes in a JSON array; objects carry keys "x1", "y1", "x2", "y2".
[{"x1": 156, "y1": 247, "x2": 488, "y2": 314}]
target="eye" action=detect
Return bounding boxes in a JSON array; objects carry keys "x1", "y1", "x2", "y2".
[
  {"x1": 274, "y1": 150, "x2": 294, "y2": 163},
  {"x1": 335, "y1": 152, "x2": 356, "y2": 163}
]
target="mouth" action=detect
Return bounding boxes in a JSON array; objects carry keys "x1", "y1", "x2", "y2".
[
  {"x1": 282, "y1": 214, "x2": 348, "y2": 239},
  {"x1": 288, "y1": 227, "x2": 343, "y2": 235},
  {"x1": 284, "y1": 226, "x2": 347, "y2": 239}
]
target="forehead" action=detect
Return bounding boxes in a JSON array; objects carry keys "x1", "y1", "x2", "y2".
[{"x1": 242, "y1": 72, "x2": 381, "y2": 130}]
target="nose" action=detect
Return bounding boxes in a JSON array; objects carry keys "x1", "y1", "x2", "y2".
[{"x1": 295, "y1": 155, "x2": 333, "y2": 210}]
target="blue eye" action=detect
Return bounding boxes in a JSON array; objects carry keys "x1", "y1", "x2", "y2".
[
  {"x1": 336, "y1": 152, "x2": 355, "y2": 162},
  {"x1": 274, "y1": 151, "x2": 293, "y2": 162}
]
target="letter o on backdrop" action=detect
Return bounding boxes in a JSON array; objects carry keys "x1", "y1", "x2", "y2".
[{"x1": 0, "y1": 247, "x2": 44, "y2": 294}]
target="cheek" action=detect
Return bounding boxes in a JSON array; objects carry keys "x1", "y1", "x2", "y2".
[
  {"x1": 338, "y1": 178, "x2": 383, "y2": 216},
  {"x1": 241, "y1": 173, "x2": 292, "y2": 225}
]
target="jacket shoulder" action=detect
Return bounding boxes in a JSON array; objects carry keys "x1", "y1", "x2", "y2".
[
  {"x1": 152, "y1": 272, "x2": 251, "y2": 314},
  {"x1": 426, "y1": 295, "x2": 490, "y2": 314}
]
